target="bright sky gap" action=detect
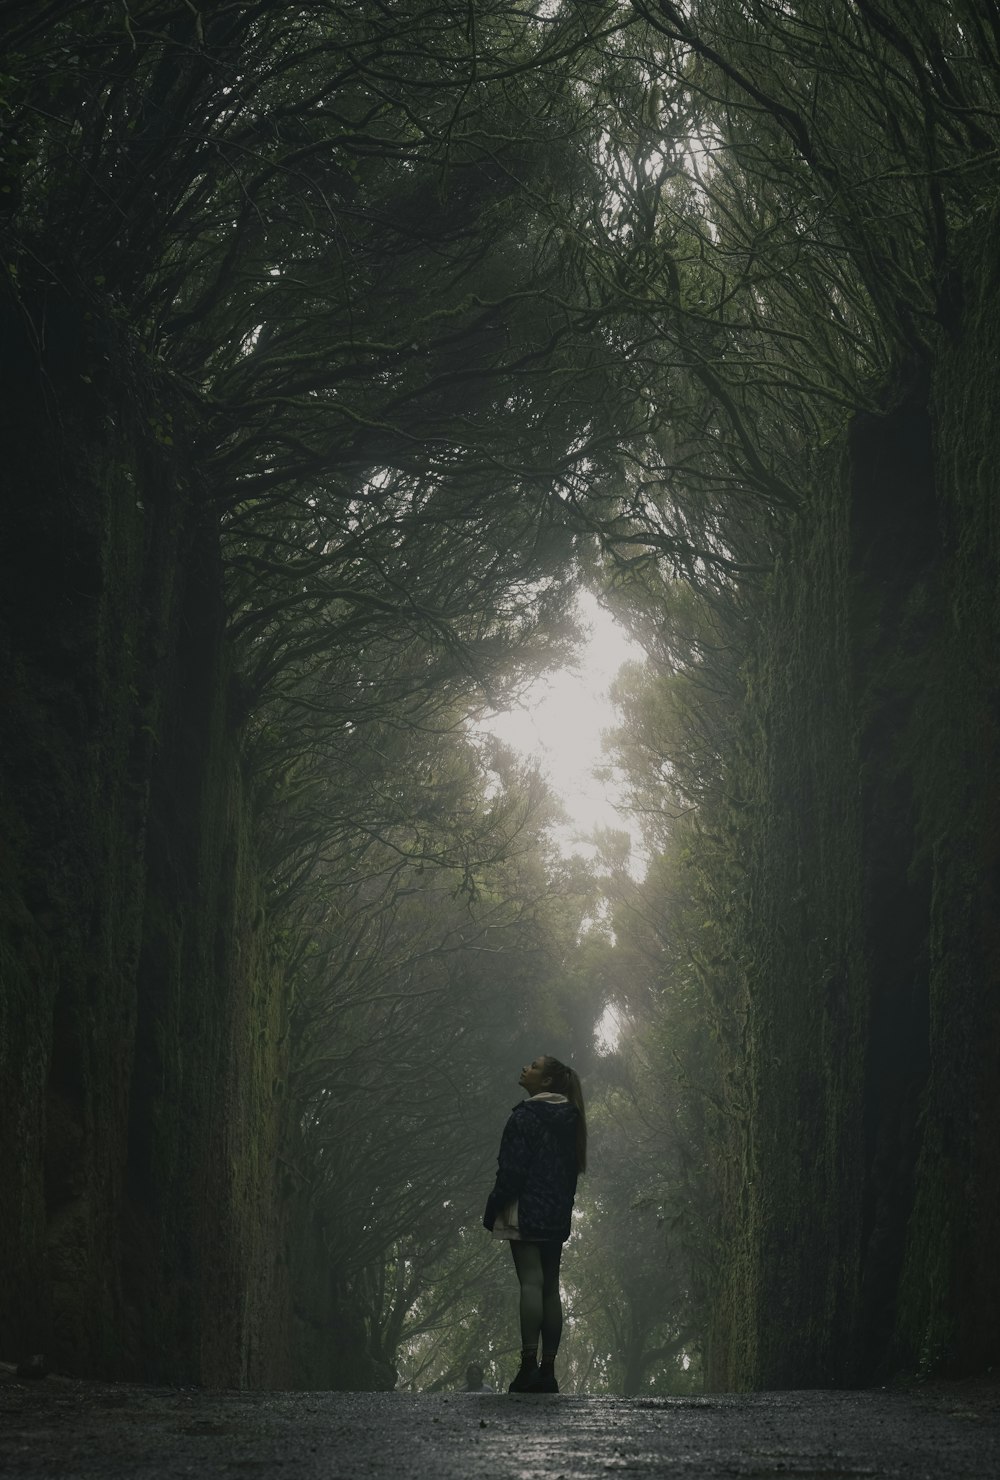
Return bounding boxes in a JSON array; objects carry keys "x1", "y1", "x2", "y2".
[{"x1": 475, "y1": 591, "x2": 646, "y2": 862}]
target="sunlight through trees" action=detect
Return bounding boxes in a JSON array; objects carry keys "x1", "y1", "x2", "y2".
[{"x1": 2, "y1": 0, "x2": 1000, "y2": 1391}]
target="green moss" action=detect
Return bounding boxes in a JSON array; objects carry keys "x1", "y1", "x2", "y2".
[
  {"x1": 717, "y1": 448, "x2": 867, "y2": 1389},
  {"x1": 891, "y1": 210, "x2": 1000, "y2": 1378},
  {"x1": 0, "y1": 313, "x2": 297, "y2": 1383},
  {"x1": 707, "y1": 209, "x2": 1000, "y2": 1387}
]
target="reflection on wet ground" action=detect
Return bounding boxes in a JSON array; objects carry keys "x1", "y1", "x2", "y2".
[{"x1": 1, "y1": 1373, "x2": 998, "y2": 1479}]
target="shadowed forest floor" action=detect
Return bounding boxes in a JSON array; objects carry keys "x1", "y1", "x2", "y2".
[{"x1": 1, "y1": 1370, "x2": 998, "y2": 1478}]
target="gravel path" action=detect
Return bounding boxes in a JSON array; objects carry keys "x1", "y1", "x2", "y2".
[{"x1": 1, "y1": 1370, "x2": 998, "y2": 1478}]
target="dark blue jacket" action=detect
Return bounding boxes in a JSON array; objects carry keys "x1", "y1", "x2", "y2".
[{"x1": 483, "y1": 1096, "x2": 580, "y2": 1243}]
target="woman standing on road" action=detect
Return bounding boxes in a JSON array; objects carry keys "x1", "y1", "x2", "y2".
[{"x1": 483, "y1": 1055, "x2": 587, "y2": 1394}]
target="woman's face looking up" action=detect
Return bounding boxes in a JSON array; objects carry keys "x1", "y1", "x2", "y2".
[{"x1": 518, "y1": 1057, "x2": 551, "y2": 1096}]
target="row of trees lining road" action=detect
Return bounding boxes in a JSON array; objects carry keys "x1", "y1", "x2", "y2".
[
  {"x1": 2, "y1": 0, "x2": 1000, "y2": 1387},
  {"x1": 0, "y1": 0, "x2": 644, "y2": 1384},
  {"x1": 588, "y1": 0, "x2": 1000, "y2": 1388}
]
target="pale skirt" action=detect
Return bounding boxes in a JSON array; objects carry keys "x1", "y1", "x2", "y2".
[{"x1": 491, "y1": 1200, "x2": 521, "y2": 1241}]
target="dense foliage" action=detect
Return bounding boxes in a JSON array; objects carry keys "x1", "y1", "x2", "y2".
[{"x1": 2, "y1": 0, "x2": 999, "y2": 1389}]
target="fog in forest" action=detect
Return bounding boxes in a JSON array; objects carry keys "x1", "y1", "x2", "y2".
[{"x1": 2, "y1": 1, "x2": 999, "y2": 1397}]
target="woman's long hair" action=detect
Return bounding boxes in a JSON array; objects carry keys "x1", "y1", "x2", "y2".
[{"x1": 543, "y1": 1056, "x2": 587, "y2": 1173}]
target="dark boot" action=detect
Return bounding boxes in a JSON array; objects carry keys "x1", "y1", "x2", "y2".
[
  {"x1": 508, "y1": 1352, "x2": 539, "y2": 1393},
  {"x1": 528, "y1": 1358, "x2": 558, "y2": 1393}
]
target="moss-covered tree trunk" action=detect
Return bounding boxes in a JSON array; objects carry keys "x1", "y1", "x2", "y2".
[
  {"x1": 892, "y1": 219, "x2": 1000, "y2": 1378},
  {"x1": 706, "y1": 444, "x2": 868, "y2": 1389},
  {"x1": 707, "y1": 212, "x2": 1000, "y2": 1388},
  {"x1": 0, "y1": 295, "x2": 289, "y2": 1383}
]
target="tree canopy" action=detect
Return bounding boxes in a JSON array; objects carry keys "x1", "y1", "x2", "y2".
[{"x1": 3, "y1": 0, "x2": 1000, "y2": 1390}]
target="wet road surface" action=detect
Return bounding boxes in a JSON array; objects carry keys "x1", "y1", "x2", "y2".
[{"x1": 1, "y1": 1371, "x2": 998, "y2": 1478}]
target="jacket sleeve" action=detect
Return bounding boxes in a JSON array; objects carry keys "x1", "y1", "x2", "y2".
[{"x1": 483, "y1": 1108, "x2": 538, "y2": 1230}]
